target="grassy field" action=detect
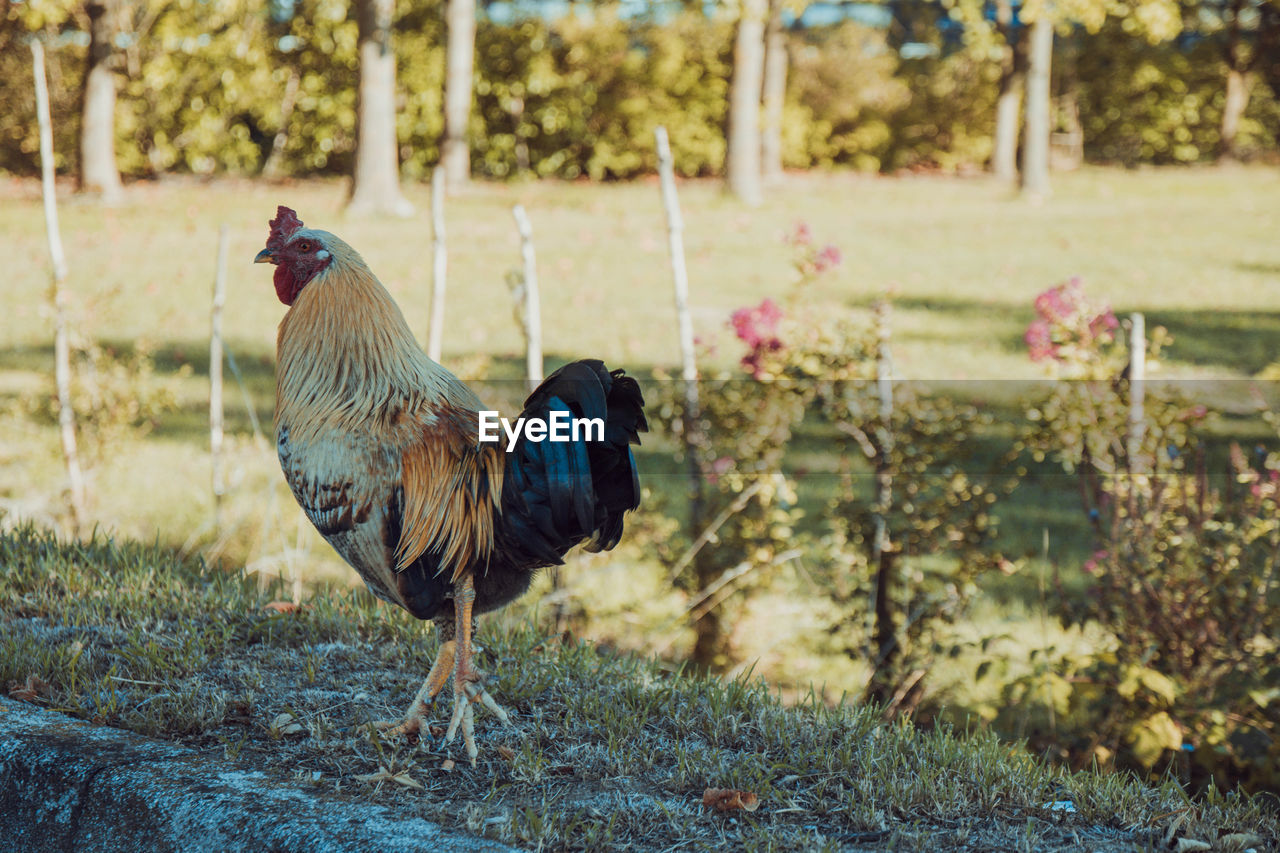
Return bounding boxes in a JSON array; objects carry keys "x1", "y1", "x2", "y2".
[
  {"x1": 2, "y1": 166, "x2": 1279, "y2": 705},
  {"x1": 3, "y1": 525, "x2": 1277, "y2": 851}
]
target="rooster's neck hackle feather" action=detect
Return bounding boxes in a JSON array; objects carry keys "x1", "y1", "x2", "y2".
[
  {"x1": 273, "y1": 233, "x2": 502, "y2": 583},
  {"x1": 274, "y1": 236, "x2": 479, "y2": 441}
]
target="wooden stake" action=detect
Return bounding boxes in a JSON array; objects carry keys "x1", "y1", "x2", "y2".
[
  {"x1": 1128, "y1": 312, "x2": 1146, "y2": 472},
  {"x1": 33, "y1": 39, "x2": 87, "y2": 533},
  {"x1": 655, "y1": 126, "x2": 706, "y2": 522},
  {"x1": 868, "y1": 298, "x2": 897, "y2": 704},
  {"x1": 210, "y1": 224, "x2": 230, "y2": 532},
  {"x1": 426, "y1": 165, "x2": 447, "y2": 362},
  {"x1": 656, "y1": 125, "x2": 714, "y2": 661},
  {"x1": 511, "y1": 204, "x2": 543, "y2": 392}
]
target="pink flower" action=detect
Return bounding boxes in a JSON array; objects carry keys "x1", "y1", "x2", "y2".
[
  {"x1": 1025, "y1": 319, "x2": 1058, "y2": 362},
  {"x1": 1082, "y1": 549, "x2": 1109, "y2": 574},
  {"x1": 814, "y1": 244, "x2": 843, "y2": 273},
  {"x1": 730, "y1": 298, "x2": 786, "y2": 378},
  {"x1": 787, "y1": 221, "x2": 813, "y2": 247}
]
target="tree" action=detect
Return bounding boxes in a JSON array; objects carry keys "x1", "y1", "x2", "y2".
[
  {"x1": 1261, "y1": 1, "x2": 1280, "y2": 103},
  {"x1": 760, "y1": 0, "x2": 788, "y2": 184},
  {"x1": 1021, "y1": 9, "x2": 1053, "y2": 198},
  {"x1": 992, "y1": 0, "x2": 1028, "y2": 182},
  {"x1": 347, "y1": 0, "x2": 414, "y2": 217},
  {"x1": 440, "y1": 0, "x2": 476, "y2": 190},
  {"x1": 726, "y1": 0, "x2": 767, "y2": 205},
  {"x1": 79, "y1": 0, "x2": 124, "y2": 203},
  {"x1": 1218, "y1": 0, "x2": 1263, "y2": 160}
]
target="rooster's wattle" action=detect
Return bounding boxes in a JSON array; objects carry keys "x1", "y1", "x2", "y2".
[{"x1": 255, "y1": 206, "x2": 646, "y2": 762}]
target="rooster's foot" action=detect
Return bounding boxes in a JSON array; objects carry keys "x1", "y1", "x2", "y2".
[
  {"x1": 374, "y1": 639, "x2": 456, "y2": 738},
  {"x1": 444, "y1": 664, "x2": 511, "y2": 766}
]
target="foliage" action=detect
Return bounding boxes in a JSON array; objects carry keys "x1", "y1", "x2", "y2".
[
  {"x1": 7, "y1": 1, "x2": 1277, "y2": 181},
  {"x1": 1076, "y1": 18, "x2": 1280, "y2": 165},
  {"x1": 1009, "y1": 279, "x2": 1280, "y2": 793},
  {"x1": 659, "y1": 222, "x2": 1012, "y2": 703},
  {"x1": 471, "y1": 12, "x2": 732, "y2": 179},
  {"x1": 649, "y1": 228, "x2": 840, "y2": 669},
  {"x1": 14, "y1": 336, "x2": 188, "y2": 464},
  {"x1": 783, "y1": 23, "x2": 910, "y2": 172}
]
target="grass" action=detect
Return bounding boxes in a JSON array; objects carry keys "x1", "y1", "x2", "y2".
[
  {"x1": 2, "y1": 167, "x2": 1279, "y2": 771},
  {"x1": 2, "y1": 167, "x2": 1276, "y2": 554},
  {"x1": 2, "y1": 523, "x2": 1277, "y2": 851}
]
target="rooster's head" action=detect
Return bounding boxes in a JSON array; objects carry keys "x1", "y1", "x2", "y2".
[{"x1": 255, "y1": 206, "x2": 335, "y2": 305}]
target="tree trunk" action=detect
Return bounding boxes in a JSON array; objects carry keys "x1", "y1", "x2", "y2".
[
  {"x1": 1219, "y1": 0, "x2": 1251, "y2": 161},
  {"x1": 1258, "y1": 2, "x2": 1280, "y2": 105},
  {"x1": 691, "y1": 597, "x2": 726, "y2": 671},
  {"x1": 441, "y1": 0, "x2": 476, "y2": 190},
  {"x1": 347, "y1": 0, "x2": 413, "y2": 218},
  {"x1": 726, "y1": 0, "x2": 767, "y2": 205},
  {"x1": 1220, "y1": 69, "x2": 1249, "y2": 159},
  {"x1": 760, "y1": 0, "x2": 787, "y2": 185},
  {"x1": 262, "y1": 68, "x2": 300, "y2": 179},
  {"x1": 992, "y1": 1, "x2": 1026, "y2": 183},
  {"x1": 1021, "y1": 11, "x2": 1053, "y2": 200},
  {"x1": 79, "y1": 0, "x2": 123, "y2": 204}
]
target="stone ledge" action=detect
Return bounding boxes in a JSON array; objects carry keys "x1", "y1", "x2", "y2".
[{"x1": 0, "y1": 697, "x2": 517, "y2": 853}]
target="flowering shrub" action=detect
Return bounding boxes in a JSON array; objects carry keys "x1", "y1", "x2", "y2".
[
  {"x1": 1010, "y1": 281, "x2": 1280, "y2": 793},
  {"x1": 729, "y1": 298, "x2": 784, "y2": 380},
  {"x1": 1024, "y1": 277, "x2": 1120, "y2": 373},
  {"x1": 651, "y1": 223, "x2": 844, "y2": 669}
]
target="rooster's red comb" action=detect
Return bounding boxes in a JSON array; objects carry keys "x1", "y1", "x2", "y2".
[{"x1": 267, "y1": 206, "x2": 304, "y2": 252}]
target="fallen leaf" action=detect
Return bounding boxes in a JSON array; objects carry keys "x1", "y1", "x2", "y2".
[
  {"x1": 7, "y1": 675, "x2": 52, "y2": 702},
  {"x1": 703, "y1": 788, "x2": 760, "y2": 813},
  {"x1": 263, "y1": 601, "x2": 303, "y2": 614},
  {"x1": 1219, "y1": 833, "x2": 1263, "y2": 852},
  {"x1": 269, "y1": 711, "x2": 305, "y2": 736},
  {"x1": 391, "y1": 771, "x2": 424, "y2": 790},
  {"x1": 428, "y1": 724, "x2": 445, "y2": 738},
  {"x1": 356, "y1": 768, "x2": 394, "y2": 785},
  {"x1": 1174, "y1": 840, "x2": 1212, "y2": 853},
  {"x1": 497, "y1": 746, "x2": 516, "y2": 761}
]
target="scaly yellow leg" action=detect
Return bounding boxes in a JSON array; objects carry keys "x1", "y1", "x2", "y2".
[
  {"x1": 443, "y1": 572, "x2": 512, "y2": 765},
  {"x1": 375, "y1": 623, "x2": 456, "y2": 736}
]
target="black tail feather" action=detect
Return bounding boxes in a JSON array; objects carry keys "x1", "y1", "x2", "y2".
[{"x1": 498, "y1": 360, "x2": 646, "y2": 565}]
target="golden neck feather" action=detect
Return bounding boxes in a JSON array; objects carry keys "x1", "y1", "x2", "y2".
[{"x1": 274, "y1": 238, "x2": 479, "y2": 437}]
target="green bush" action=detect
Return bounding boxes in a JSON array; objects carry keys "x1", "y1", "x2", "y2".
[
  {"x1": 1077, "y1": 21, "x2": 1280, "y2": 164},
  {"x1": 1006, "y1": 280, "x2": 1280, "y2": 794},
  {"x1": 3, "y1": 3, "x2": 1276, "y2": 181}
]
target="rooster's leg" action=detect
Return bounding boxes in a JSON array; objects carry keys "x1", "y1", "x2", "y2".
[
  {"x1": 374, "y1": 618, "x2": 456, "y2": 737},
  {"x1": 444, "y1": 572, "x2": 511, "y2": 765}
]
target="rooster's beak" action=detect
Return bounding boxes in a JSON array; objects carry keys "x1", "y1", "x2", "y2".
[{"x1": 254, "y1": 248, "x2": 276, "y2": 264}]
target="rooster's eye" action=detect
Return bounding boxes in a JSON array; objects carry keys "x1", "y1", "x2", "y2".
[{"x1": 297, "y1": 241, "x2": 311, "y2": 252}]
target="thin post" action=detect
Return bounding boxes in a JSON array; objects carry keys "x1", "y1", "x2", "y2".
[
  {"x1": 426, "y1": 165, "x2": 447, "y2": 362},
  {"x1": 33, "y1": 39, "x2": 87, "y2": 533},
  {"x1": 511, "y1": 204, "x2": 543, "y2": 391},
  {"x1": 655, "y1": 129, "x2": 698, "y2": 388},
  {"x1": 1021, "y1": 9, "x2": 1053, "y2": 199},
  {"x1": 868, "y1": 298, "x2": 896, "y2": 705},
  {"x1": 210, "y1": 224, "x2": 230, "y2": 532},
  {"x1": 658, "y1": 124, "x2": 721, "y2": 661},
  {"x1": 1128, "y1": 312, "x2": 1146, "y2": 472},
  {"x1": 655, "y1": 126, "x2": 705, "y2": 519}
]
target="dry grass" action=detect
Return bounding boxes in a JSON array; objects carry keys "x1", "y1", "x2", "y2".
[{"x1": 2, "y1": 525, "x2": 1278, "y2": 851}]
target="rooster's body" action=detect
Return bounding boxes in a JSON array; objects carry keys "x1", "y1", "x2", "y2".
[{"x1": 257, "y1": 207, "x2": 645, "y2": 761}]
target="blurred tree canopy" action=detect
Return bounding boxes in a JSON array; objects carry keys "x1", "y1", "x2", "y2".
[{"x1": 0, "y1": 0, "x2": 1277, "y2": 181}]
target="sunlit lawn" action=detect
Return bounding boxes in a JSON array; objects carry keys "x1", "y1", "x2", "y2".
[{"x1": 2, "y1": 165, "x2": 1278, "y2": 697}]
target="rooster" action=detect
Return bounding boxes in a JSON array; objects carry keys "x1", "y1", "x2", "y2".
[{"x1": 255, "y1": 206, "x2": 646, "y2": 763}]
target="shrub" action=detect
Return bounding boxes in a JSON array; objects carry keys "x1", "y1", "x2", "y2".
[{"x1": 1009, "y1": 279, "x2": 1280, "y2": 793}]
